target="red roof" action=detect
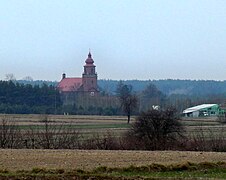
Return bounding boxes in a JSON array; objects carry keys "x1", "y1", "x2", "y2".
[{"x1": 58, "y1": 78, "x2": 83, "y2": 92}]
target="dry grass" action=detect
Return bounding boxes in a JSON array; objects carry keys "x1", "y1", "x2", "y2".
[
  {"x1": 0, "y1": 114, "x2": 223, "y2": 129},
  {"x1": 0, "y1": 149, "x2": 226, "y2": 171},
  {"x1": 0, "y1": 114, "x2": 133, "y2": 136},
  {"x1": 0, "y1": 114, "x2": 135, "y2": 126},
  {"x1": 1, "y1": 115, "x2": 226, "y2": 175}
]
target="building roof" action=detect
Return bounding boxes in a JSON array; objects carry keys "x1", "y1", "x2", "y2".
[
  {"x1": 58, "y1": 78, "x2": 83, "y2": 92},
  {"x1": 183, "y1": 104, "x2": 218, "y2": 114}
]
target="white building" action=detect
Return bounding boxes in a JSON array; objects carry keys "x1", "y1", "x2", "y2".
[{"x1": 183, "y1": 104, "x2": 221, "y2": 117}]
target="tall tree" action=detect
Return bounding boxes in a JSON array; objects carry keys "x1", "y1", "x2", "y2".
[
  {"x1": 140, "y1": 83, "x2": 165, "y2": 111},
  {"x1": 116, "y1": 81, "x2": 138, "y2": 123}
]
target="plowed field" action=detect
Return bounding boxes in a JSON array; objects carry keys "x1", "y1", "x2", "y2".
[{"x1": 1, "y1": 149, "x2": 226, "y2": 171}]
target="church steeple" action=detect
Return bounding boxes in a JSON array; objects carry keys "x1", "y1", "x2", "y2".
[
  {"x1": 82, "y1": 51, "x2": 98, "y2": 93},
  {"x1": 88, "y1": 51, "x2": 92, "y2": 58},
  {"x1": 85, "y1": 51, "x2": 94, "y2": 64}
]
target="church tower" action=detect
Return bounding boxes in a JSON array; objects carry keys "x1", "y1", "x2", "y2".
[{"x1": 82, "y1": 51, "x2": 98, "y2": 95}]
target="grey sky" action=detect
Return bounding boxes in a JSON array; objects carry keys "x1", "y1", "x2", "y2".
[{"x1": 0, "y1": 0, "x2": 225, "y2": 81}]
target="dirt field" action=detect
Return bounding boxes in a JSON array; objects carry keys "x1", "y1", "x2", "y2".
[{"x1": 1, "y1": 149, "x2": 226, "y2": 171}]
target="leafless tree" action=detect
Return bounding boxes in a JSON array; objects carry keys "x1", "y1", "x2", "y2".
[
  {"x1": 130, "y1": 108, "x2": 184, "y2": 150},
  {"x1": 26, "y1": 114, "x2": 82, "y2": 149},
  {"x1": 116, "y1": 81, "x2": 138, "y2": 123},
  {"x1": 22, "y1": 76, "x2": 33, "y2": 81},
  {"x1": 0, "y1": 116, "x2": 21, "y2": 148},
  {"x1": 5, "y1": 73, "x2": 16, "y2": 81}
]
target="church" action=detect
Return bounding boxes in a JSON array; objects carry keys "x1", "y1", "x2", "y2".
[
  {"x1": 57, "y1": 51, "x2": 118, "y2": 113},
  {"x1": 58, "y1": 52, "x2": 99, "y2": 97}
]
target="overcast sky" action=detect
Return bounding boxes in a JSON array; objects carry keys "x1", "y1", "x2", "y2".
[{"x1": 0, "y1": 0, "x2": 225, "y2": 81}]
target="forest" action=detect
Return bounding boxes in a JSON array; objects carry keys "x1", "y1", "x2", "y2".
[
  {"x1": 0, "y1": 81, "x2": 61, "y2": 114},
  {"x1": 17, "y1": 79, "x2": 226, "y2": 96},
  {"x1": 0, "y1": 79, "x2": 226, "y2": 115},
  {"x1": 98, "y1": 79, "x2": 226, "y2": 96}
]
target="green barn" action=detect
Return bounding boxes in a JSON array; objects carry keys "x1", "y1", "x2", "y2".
[{"x1": 183, "y1": 104, "x2": 225, "y2": 117}]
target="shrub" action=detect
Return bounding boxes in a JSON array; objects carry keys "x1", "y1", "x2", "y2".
[{"x1": 130, "y1": 108, "x2": 184, "y2": 150}]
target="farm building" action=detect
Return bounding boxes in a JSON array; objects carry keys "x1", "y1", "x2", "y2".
[{"x1": 183, "y1": 104, "x2": 224, "y2": 117}]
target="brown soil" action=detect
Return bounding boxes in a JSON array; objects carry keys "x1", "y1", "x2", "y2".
[{"x1": 1, "y1": 149, "x2": 226, "y2": 171}]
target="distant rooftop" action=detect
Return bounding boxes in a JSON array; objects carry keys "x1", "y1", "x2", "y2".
[
  {"x1": 58, "y1": 78, "x2": 83, "y2": 92},
  {"x1": 183, "y1": 104, "x2": 217, "y2": 114}
]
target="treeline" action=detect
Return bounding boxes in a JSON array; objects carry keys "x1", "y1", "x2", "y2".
[
  {"x1": 0, "y1": 80, "x2": 122, "y2": 115},
  {"x1": 1, "y1": 79, "x2": 226, "y2": 115},
  {"x1": 98, "y1": 79, "x2": 226, "y2": 96},
  {"x1": 99, "y1": 79, "x2": 226, "y2": 113},
  {"x1": 18, "y1": 79, "x2": 226, "y2": 96},
  {"x1": 0, "y1": 81, "x2": 61, "y2": 114},
  {"x1": 17, "y1": 79, "x2": 58, "y2": 87}
]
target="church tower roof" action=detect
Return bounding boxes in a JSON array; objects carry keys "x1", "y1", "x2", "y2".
[{"x1": 85, "y1": 51, "x2": 94, "y2": 64}]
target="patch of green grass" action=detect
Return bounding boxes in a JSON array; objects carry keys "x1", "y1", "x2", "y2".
[
  {"x1": 91, "y1": 161, "x2": 226, "y2": 179},
  {"x1": 70, "y1": 123, "x2": 131, "y2": 129},
  {"x1": 0, "y1": 169, "x2": 9, "y2": 174},
  {"x1": 110, "y1": 169, "x2": 226, "y2": 179},
  {"x1": 1, "y1": 162, "x2": 226, "y2": 179}
]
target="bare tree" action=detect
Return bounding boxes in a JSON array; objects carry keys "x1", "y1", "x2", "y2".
[
  {"x1": 0, "y1": 116, "x2": 21, "y2": 148},
  {"x1": 22, "y1": 76, "x2": 33, "y2": 81},
  {"x1": 26, "y1": 114, "x2": 82, "y2": 149},
  {"x1": 5, "y1": 73, "x2": 16, "y2": 81},
  {"x1": 130, "y1": 108, "x2": 184, "y2": 150},
  {"x1": 116, "y1": 81, "x2": 138, "y2": 123},
  {"x1": 140, "y1": 84, "x2": 165, "y2": 111}
]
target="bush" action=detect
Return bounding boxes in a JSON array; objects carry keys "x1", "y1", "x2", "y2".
[{"x1": 130, "y1": 108, "x2": 184, "y2": 150}]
